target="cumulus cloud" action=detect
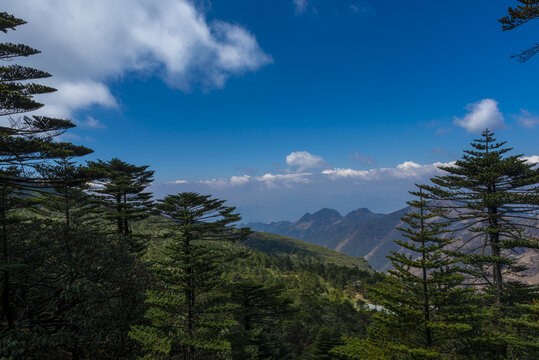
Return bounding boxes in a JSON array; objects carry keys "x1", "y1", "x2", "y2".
[
  {"x1": 517, "y1": 109, "x2": 539, "y2": 129},
  {"x1": 322, "y1": 161, "x2": 454, "y2": 180},
  {"x1": 453, "y1": 99, "x2": 505, "y2": 133},
  {"x1": 3, "y1": 0, "x2": 271, "y2": 118},
  {"x1": 286, "y1": 151, "x2": 328, "y2": 171}
]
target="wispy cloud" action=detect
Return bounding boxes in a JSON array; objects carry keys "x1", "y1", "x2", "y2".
[
  {"x1": 349, "y1": 151, "x2": 374, "y2": 165},
  {"x1": 516, "y1": 109, "x2": 539, "y2": 129},
  {"x1": 454, "y1": 99, "x2": 505, "y2": 133},
  {"x1": 293, "y1": 0, "x2": 310, "y2": 15},
  {"x1": 77, "y1": 116, "x2": 106, "y2": 129},
  {"x1": 430, "y1": 147, "x2": 456, "y2": 159}
]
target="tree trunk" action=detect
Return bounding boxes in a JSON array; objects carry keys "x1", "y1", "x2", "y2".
[
  {"x1": 116, "y1": 194, "x2": 123, "y2": 234},
  {"x1": 1, "y1": 190, "x2": 14, "y2": 328},
  {"x1": 419, "y1": 190, "x2": 432, "y2": 347}
]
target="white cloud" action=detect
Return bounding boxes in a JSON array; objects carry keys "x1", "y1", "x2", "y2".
[
  {"x1": 453, "y1": 99, "x2": 505, "y2": 133},
  {"x1": 77, "y1": 116, "x2": 105, "y2": 129},
  {"x1": 230, "y1": 175, "x2": 251, "y2": 186},
  {"x1": 293, "y1": 0, "x2": 310, "y2": 14},
  {"x1": 168, "y1": 180, "x2": 189, "y2": 184},
  {"x1": 286, "y1": 151, "x2": 327, "y2": 171},
  {"x1": 322, "y1": 168, "x2": 370, "y2": 179},
  {"x1": 199, "y1": 172, "x2": 311, "y2": 189},
  {"x1": 3, "y1": 0, "x2": 271, "y2": 118},
  {"x1": 255, "y1": 173, "x2": 312, "y2": 188},
  {"x1": 322, "y1": 161, "x2": 455, "y2": 180},
  {"x1": 523, "y1": 156, "x2": 539, "y2": 165},
  {"x1": 38, "y1": 81, "x2": 118, "y2": 119},
  {"x1": 517, "y1": 109, "x2": 539, "y2": 129}
]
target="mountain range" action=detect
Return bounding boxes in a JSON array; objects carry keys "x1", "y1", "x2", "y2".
[
  {"x1": 248, "y1": 207, "x2": 409, "y2": 271},
  {"x1": 247, "y1": 206, "x2": 539, "y2": 283}
]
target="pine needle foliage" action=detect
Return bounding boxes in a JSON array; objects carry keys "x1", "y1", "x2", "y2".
[
  {"x1": 130, "y1": 192, "x2": 250, "y2": 360},
  {"x1": 88, "y1": 158, "x2": 154, "y2": 251},
  {"x1": 423, "y1": 129, "x2": 539, "y2": 358},
  {"x1": 499, "y1": 0, "x2": 539, "y2": 62},
  {"x1": 353, "y1": 186, "x2": 476, "y2": 360},
  {"x1": 423, "y1": 130, "x2": 539, "y2": 304},
  {"x1": 0, "y1": 12, "x2": 91, "y2": 343}
]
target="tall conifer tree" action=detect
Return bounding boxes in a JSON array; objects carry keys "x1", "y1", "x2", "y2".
[
  {"x1": 341, "y1": 186, "x2": 475, "y2": 359},
  {"x1": 88, "y1": 158, "x2": 154, "y2": 251},
  {"x1": 0, "y1": 12, "x2": 91, "y2": 337},
  {"x1": 130, "y1": 192, "x2": 250, "y2": 360},
  {"x1": 423, "y1": 130, "x2": 539, "y2": 358}
]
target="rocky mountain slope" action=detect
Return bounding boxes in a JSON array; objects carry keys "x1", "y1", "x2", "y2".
[
  {"x1": 249, "y1": 207, "x2": 409, "y2": 271},
  {"x1": 248, "y1": 207, "x2": 539, "y2": 283}
]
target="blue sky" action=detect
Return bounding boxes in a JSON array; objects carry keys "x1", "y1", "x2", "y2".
[{"x1": 4, "y1": 0, "x2": 539, "y2": 222}]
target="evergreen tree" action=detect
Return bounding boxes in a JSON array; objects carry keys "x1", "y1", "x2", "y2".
[
  {"x1": 0, "y1": 12, "x2": 91, "y2": 340},
  {"x1": 87, "y1": 158, "x2": 154, "y2": 250},
  {"x1": 344, "y1": 186, "x2": 475, "y2": 359},
  {"x1": 228, "y1": 280, "x2": 293, "y2": 360},
  {"x1": 129, "y1": 192, "x2": 250, "y2": 360},
  {"x1": 310, "y1": 326, "x2": 344, "y2": 360},
  {"x1": 423, "y1": 129, "x2": 539, "y2": 358},
  {"x1": 36, "y1": 157, "x2": 103, "y2": 227},
  {"x1": 0, "y1": 218, "x2": 148, "y2": 360},
  {"x1": 499, "y1": 0, "x2": 539, "y2": 62}
]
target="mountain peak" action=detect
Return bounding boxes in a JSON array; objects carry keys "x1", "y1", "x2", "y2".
[
  {"x1": 312, "y1": 208, "x2": 343, "y2": 219},
  {"x1": 297, "y1": 208, "x2": 342, "y2": 224}
]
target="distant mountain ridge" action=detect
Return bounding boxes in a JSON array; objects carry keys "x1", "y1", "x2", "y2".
[
  {"x1": 248, "y1": 206, "x2": 539, "y2": 283},
  {"x1": 248, "y1": 207, "x2": 408, "y2": 271}
]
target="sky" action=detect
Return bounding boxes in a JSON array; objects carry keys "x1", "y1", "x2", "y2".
[{"x1": 3, "y1": 0, "x2": 539, "y2": 222}]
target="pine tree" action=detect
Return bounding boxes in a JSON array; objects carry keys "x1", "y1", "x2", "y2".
[
  {"x1": 349, "y1": 186, "x2": 476, "y2": 359},
  {"x1": 87, "y1": 158, "x2": 154, "y2": 251},
  {"x1": 228, "y1": 280, "x2": 293, "y2": 360},
  {"x1": 129, "y1": 192, "x2": 250, "y2": 360},
  {"x1": 423, "y1": 129, "x2": 539, "y2": 358},
  {"x1": 0, "y1": 12, "x2": 91, "y2": 339},
  {"x1": 310, "y1": 326, "x2": 344, "y2": 360},
  {"x1": 499, "y1": 0, "x2": 539, "y2": 62},
  {"x1": 36, "y1": 158, "x2": 103, "y2": 227}
]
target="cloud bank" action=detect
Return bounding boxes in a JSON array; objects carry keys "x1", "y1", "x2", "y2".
[{"x1": 3, "y1": 0, "x2": 272, "y2": 119}]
